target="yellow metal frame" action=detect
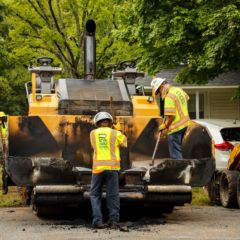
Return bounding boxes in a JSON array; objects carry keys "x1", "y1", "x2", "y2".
[{"x1": 28, "y1": 72, "x2": 58, "y2": 115}]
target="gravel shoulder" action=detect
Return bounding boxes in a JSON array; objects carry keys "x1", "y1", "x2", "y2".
[{"x1": 0, "y1": 205, "x2": 239, "y2": 240}]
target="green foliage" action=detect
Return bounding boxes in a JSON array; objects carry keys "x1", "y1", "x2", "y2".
[
  {"x1": 117, "y1": 0, "x2": 240, "y2": 83},
  {"x1": 2, "y1": 0, "x2": 238, "y2": 113},
  {"x1": 5, "y1": 0, "x2": 138, "y2": 78},
  {"x1": 0, "y1": 1, "x2": 10, "y2": 73},
  {"x1": 0, "y1": 1, "x2": 26, "y2": 115}
]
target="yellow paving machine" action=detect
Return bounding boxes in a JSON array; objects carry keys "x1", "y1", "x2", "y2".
[{"x1": 2, "y1": 20, "x2": 215, "y2": 215}]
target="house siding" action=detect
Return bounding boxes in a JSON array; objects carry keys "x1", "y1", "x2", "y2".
[
  {"x1": 183, "y1": 88, "x2": 240, "y2": 120},
  {"x1": 208, "y1": 89, "x2": 240, "y2": 119}
]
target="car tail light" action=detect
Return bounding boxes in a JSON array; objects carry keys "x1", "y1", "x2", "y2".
[{"x1": 214, "y1": 141, "x2": 234, "y2": 151}]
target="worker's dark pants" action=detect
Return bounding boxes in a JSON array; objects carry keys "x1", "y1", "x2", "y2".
[
  {"x1": 90, "y1": 170, "x2": 120, "y2": 225},
  {"x1": 168, "y1": 127, "x2": 187, "y2": 159}
]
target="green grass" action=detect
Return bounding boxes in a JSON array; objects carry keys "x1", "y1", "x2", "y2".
[
  {"x1": 190, "y1": 187, "x2": 211, "y2": 206},
  {"x1": 0, "y1": 167, "x2": 22, "y2": 207},
  {"x1": 0, "y1": 189, "x2": 22, "y2": 207}
]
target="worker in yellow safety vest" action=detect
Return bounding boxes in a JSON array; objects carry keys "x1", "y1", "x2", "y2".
[
  {"x1": 151, "y1": 78, "x2": 190, "y2": 159},
  {"x1": 0, "y1": 111, "x2": 8, "y2": 194},
  {"x1": 90, "y1": 111, "x2": 127, "y2": 229},
  {"x1": 0, "y1": 111, "x2": 7, "y2": 139},
  {"x1": 0, "y1": 111, "x2": 7, "y2": 159}
]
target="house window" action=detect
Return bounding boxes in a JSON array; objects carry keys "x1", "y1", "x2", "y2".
[{"x1": 188, "y1": 92, "x2": 204, "y2": 119}]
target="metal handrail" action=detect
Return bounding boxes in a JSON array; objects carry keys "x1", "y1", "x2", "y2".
[{"x1": 25, "y1": 81, "x2": 32, "y2": 104}]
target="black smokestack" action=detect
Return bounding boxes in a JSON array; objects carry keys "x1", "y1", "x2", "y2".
[{"x1": 84, "y1": 19, "x2": 96, "y2": 80}]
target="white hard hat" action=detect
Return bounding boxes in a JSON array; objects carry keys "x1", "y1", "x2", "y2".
[
  {"x1": 94, "y1": 111, "x2": 113, "y2": 125},
  {"x1": 151, "y1": 77, "x2": 166, "y2": 94}
]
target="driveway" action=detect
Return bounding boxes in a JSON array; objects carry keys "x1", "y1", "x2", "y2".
[{"x1": 0, "y1": 205, "x2": 239, "y2": 240}]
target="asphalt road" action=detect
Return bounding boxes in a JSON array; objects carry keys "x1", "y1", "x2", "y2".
[{"x1": 0, "y1": 205, "x2": 239, "y2": 240}]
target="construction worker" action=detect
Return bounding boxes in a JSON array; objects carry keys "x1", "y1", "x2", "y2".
[
  {"x1": 90, "y1": 112, "x2": 127, "y2": 229},
  {"x1": 0, "y1": 112, "x2": 8, "y2": 194},
  {"x1": 151, "y1": 78, "x2": 190, "y2": 159}
]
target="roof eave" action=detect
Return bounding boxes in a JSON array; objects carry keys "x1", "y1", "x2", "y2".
[{"x1": 180, "y1": 85, "x2": 239, "y2": 89}]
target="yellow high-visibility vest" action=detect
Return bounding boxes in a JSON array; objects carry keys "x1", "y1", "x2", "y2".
[
  {"x1": 0, "y1": 112, "x2": 7, "y2": 138},
  {"x1": 164, "y1": 87, "x2": 190, "y2": 135},
  {"x1": 0, "y1": 126, "x2": 7, "y2": 138},
  {"x1": 90, "y1": 127, "x2": 127, "y2": 174}
]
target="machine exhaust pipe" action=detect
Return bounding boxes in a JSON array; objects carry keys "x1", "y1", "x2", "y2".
[{"x1": 84, "y1": 19, "x2": 96, "y2": 80}]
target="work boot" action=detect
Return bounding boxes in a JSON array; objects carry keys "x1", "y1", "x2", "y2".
[
  {"x1": 92, "y1": 222, "x2": 107, "y2": 229},
  {"x1": 108, "y1": 220, "x2": 119, "y2": 229}
]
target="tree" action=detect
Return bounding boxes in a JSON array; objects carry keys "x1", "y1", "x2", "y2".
[
  {"x1": 117, "y1": 0, "x2": 240, "y2": 84},
  {"x1": 6, "y1": 0, "x2": 139, "y2": 78},
  {"x1": 0, "y1": 1, "x2": 27, "y2": 115},
  {"x1": 0, "y1": 1, "x2": 10, "y2": 74}
]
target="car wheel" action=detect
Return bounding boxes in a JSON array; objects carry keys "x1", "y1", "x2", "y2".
[{"x1": 219, "y1": 170, "x2": 239, "y2": 208}]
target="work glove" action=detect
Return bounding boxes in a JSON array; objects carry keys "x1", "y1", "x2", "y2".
[
  {"x1": 159, "y1": 123, "x2": 167, "y2": 132},
  {"x1": 113, "y1": 122, "x2": 121, "y2": 131}
]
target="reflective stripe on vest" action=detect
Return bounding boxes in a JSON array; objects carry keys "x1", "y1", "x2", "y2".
[
  {"x1": 90, "y1": 127, "x2": 121, "y2": 173},
  {"x1": 165, "y1": 87, "x2": 190, "y2": 134},
  {"x1": 90, "y1": 130, "x2": 98, "y2": 161},
  {"x1": 110, "y1": 130, "x2": 117, "y2": 160},
  {"x1": 92, "y1": 160, "x2": 120, "y2": 171},
  {"x1": 164, "y1": 107, "x2": 176, "y2": 115},
  {"x1": 93, "y1": 161, "x2": 120, "y2": 166}
]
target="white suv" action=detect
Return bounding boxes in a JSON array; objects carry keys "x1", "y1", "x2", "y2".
[
  {"x1": 194, "y1": 119, "x2": 240, "y2": 208},
  {"x1": 194, "y1": 119, "x2": 240, "y2": 170}
]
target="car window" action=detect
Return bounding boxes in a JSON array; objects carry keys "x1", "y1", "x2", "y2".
[{"x1": 220, "y1": 128, "x2": 240, "y2": 141}]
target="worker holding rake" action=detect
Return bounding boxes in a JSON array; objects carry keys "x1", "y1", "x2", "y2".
[{"x1": 151, "y1": 78, "x2": 190, "y2": 160}]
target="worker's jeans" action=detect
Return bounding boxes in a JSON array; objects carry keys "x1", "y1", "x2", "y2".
[
  {"x1": 90, "y1": 170, "x2": 120, "y2": 225},
  {"x1": 168, "y1": 127, "x2": 187, "y2": 159}
]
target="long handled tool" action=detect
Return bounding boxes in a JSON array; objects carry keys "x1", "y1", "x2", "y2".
[{"x1": 150, "y1": 130, "x2": 162, "y2": 166}]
